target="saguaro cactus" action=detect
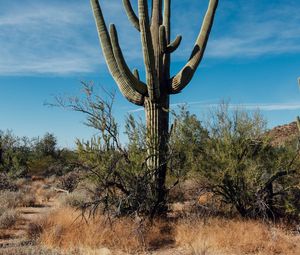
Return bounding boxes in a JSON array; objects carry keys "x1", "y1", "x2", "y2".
[{"x1": 90, "y1": 0, "x2": 218, "y2": 211}]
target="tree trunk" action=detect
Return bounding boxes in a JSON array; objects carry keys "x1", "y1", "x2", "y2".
[{"x1": 144, "y1": 92, "x2": 169, "y2": 213}]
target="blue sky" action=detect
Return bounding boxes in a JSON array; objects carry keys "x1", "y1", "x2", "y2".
[{"x1": 0, "y1": 0, "x2": 300, "y2": 147}]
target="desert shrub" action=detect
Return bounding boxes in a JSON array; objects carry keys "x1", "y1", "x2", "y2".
[
  {"x1": 197, "y1": 105, "x2": 300, "y2": 219},
  {"x1": 0, "y1": 131, "x2": 32, "y2": 177},
  {"x1": 0, "y1": 190, "x2": 36, "y2": 208},
  {"x1": 58, "y1": 171, "x2": 81, "y2": 192},
  {"x1": 27, "y1": 222, "x2": 44, "y2": 240},
  {"x1": 57, "y1": 84, "x2": 300, "y2": 220},
  {"x1": 34, "y1": 133, "x2": 57, "y2": 158},
  {"x1": 0, "y1": 207, "x2": 18, "y2": 229},
  {"x1": 14, "y1": 177, "x2": 31, "y2": 188},
  {"x1": 0, "y1": 173, "x2": 18, "y2": 191},
  {"x1": 0, "y1": 191, "x2": 22, "y2": 208},
  {"x1": 65, "y1": 86, "x2": 210, "y2": 218},
  {"x1": 39, "y1": 189, "x2": 56, "y2": 202},
  {"x1": 76, "y1": 133, "x2": 166, "y2": 216},
  {"x1": 57, "y1": 86, "x2": 170, "y2": 217},
  {"x1": 0, "y1": 130, "x2": 78, "y2": 178},
  {"x1": 59, "y1": 192, "x2": 88, "y2": 209},
  {"x1": 27, "y1": 156, "x2": 57, "y2": 177},
  {"x1": 169, "y1": 106, "x2": 208, "y2": 179},
  {"x1": 20, "y1": 193, "x2": 37, "y2": 207},
  {"x1": 42, "y1": 163, "x2": 65, "y2": 177}
]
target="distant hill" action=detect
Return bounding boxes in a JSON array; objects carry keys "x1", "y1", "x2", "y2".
[{"x1": 267, "y1": 121, "x2": 299, "y2": 146}]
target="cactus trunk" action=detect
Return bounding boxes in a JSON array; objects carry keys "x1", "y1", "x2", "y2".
[{"x1": 145, "y1": 93, "x2": 170, "y2": 210}]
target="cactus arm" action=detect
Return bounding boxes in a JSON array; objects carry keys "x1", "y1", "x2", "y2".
[
  {"x1": 163, "y1": 0, "x2": 170, "y2": 42},
  {"x1": 169, "y1": 0, "x2": 218, "y2": 94},
  {"x1": 162, "y1": 1, "x2": 181, "y2": 55},
  {"x1": 122, "y1": 0, "x2": 140, "y2": 32},
  {"x1": 160, "y1": 25, "x2": 182, "y2": 54},
  {"x1": 109, "y1": 24, "x2": 148, "y2": 96},
  {"x1": 163, "y1": 0, "x2": 171, "y2": 80},
  {"x1": 133, "y1": 69, "x2": 140, "y2": 81},
  {"x1": 159, "y1": 25, "x2": 167, "y2": 53},
  {"x1": 90, "y1": 0, "x2": 144, "y2": 105},
  {"x1": 138, "y1": 0, "x2": 160, "y2": 100},
  {"x1": 166, "y1": 35, "x2": 182, "y2": 54},
  {"x1": 151, "y1": 0, "x2": 163, "y2": 85}
]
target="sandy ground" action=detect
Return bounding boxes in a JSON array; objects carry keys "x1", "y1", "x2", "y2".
[{"x1": 0, "y1": 198, "x2": 56, "y2": 252}]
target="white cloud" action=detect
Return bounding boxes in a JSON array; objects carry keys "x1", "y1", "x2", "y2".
[
  {"x1": 0, "y1": 0, "x2": 145, "y2": 76},
  {"x1": 1, "y1": 0, "x2": 300, "y2": 76},
  {"x1": 129, "y1": 102, "x2": 300, "y2": 113},
  {"x1": 222, "y1": 103, "x2": 300, "y2": 111},
  {"x1": 206, "y1": 1, "x2": 300, "y2": 58},
  {"x1": 0, "y1": 1, "x2": 103, "y2": 75}
]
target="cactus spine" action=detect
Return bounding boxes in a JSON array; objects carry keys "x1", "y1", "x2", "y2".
[{"x1": 90, "y1": 0, "x2": 218, "y2": 211}]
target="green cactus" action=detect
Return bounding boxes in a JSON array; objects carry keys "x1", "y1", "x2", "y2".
[{"x1": 90, "y1": 0, "x2": 218, "y2": 210}]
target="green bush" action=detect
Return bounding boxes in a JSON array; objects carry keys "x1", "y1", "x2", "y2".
[
  {"x1": 0, "y1": 131, "x2": 78, "y2": 177},
  {"x1": 169, "y1": 106, "x2": 208, "y2": 179},
  {"x1": 197, "y1": 105, "x2": 300, "y2": 219}
]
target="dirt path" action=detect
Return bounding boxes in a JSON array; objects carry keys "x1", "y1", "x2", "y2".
[{"x1": 0, "y1": 183, "x2": 58, "y2": 253}]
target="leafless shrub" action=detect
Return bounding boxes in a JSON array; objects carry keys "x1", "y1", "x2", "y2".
[
  {"x1": 59, "y1": 191, "x2": 88, "y2": 209},
  {"x1": 0, "y1": 173, "x2": 18, "y2": 191},
  {"x1": 0, "y1": 207, "x2": 19, "y2": 229},
  {"x1": 27, "y1": 222, "x2": 44, "y2": 240},
  {"x1": 58, "y1": 171, "x2": 81, "y2": 193},
  {"x1": 0, "y1": 191, "x2": 22, "y2": 208},
  {"x1": 0, "y1": 190, "x2": 37, "y2": 208},
  {"x1": 40, "y1": 189, "x2": 56, "y2": 202},
  {"x1": 20, "y1": 193, "x2": 37, "y2": 207}
]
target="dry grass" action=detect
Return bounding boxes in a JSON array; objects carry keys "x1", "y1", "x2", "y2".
[
  {"x1": 0, "y1": 192, "x2": 21, "y2": 229},
  {"x1": 0, "y1": 246, "x2": 64, "y2": 255},
  {"x1": 0, "y1": 190, "x2": 37, "y2": 208},
  {"x1": 176, "y1": 218, "x2": 300, "y2": 255},
  {"x1": 29, "y1": 207, "x2": 173, "y2": 253},
  {"x1": 58, "y1": 192, "x2": 87, "y2": 208},
  {"x1": 27, "y1": 206, "x2": 300, "y2": 255}
]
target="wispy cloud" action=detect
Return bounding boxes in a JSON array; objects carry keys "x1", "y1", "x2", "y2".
[
  {"x1": 0, "y1": 0, "x2": 145, "y2": 76},
  {"x1": 129, "y1": 102, "x2": 300, "y2": 113},
  {"x1": 0, "y1": 0, "x2": 103, "y2": 75},
  {"x1": 1, "y1": 0, "x2": 300, "y2": 76},
  {"x1": 207, "y1": 1, "x2": 300, "y2": 58}
]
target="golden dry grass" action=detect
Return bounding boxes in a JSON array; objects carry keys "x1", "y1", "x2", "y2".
[
  {"x1": 176, "y1": 218, "x2": 300, "y2": 255},
  {"x1": 30, "y1": 206, "x2": 300, "y2": 255},
  {"x1": 31, "y1": 207, "x2": 173, "y2": 254}
]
